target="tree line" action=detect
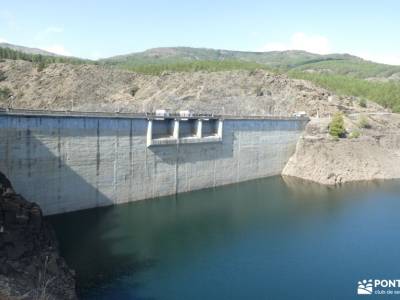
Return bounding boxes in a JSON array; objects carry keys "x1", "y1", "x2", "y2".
[{"x1": 0, "y1": 47, "x2": 93, "y2": 65}]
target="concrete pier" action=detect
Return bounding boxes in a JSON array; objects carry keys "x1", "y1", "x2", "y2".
[{"x1": 0, "y1": 110, "x2": 308, "y2": 215}]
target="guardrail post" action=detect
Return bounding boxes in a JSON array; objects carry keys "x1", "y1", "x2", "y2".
[
  {"x1": 217, "y1": 119, "x2": 223, "y2": 137},
  {"x1": 146, "y1": 119, "x2": 153, "y2": 147},
  {"x1": 173, "y1": 119, "x2": 180, "y2": 140},
  {"x1": 196, "y1": 119, "x2": 202, "y2": 138}
]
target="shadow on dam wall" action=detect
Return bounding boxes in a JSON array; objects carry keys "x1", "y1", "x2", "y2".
[
  {"x1": 0, "y1": 128, "x2": 114, "y2": 214},
  {"x1": 0, "y1": 116, "x2": 235, "y2": 215},
  {"x1": 0, "y1": 115, "x2": 307, "y2": 215},
  {"x1": 147, "y1": 138, "x2": 234, "y2": 165}
]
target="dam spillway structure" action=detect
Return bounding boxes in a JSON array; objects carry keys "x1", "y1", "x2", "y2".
[
  {"x1": 0, "y1": 109, "x2": 309, "y2": 215},
  {"x1": 147, "y1": 111, "x2": 223, "y2": 146}
]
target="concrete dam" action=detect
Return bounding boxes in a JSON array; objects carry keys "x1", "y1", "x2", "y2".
[{"x1": 0, "y1": 110, "x2": 308, "y2": 215}]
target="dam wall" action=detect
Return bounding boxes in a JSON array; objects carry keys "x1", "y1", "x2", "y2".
[{"x1": 0, "y1": 111, "x2": 308, "y2": 215}]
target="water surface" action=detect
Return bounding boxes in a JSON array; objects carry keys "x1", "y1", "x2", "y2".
[{"x1": 48, "y1": 176, "x2": 400, "y2": 299}]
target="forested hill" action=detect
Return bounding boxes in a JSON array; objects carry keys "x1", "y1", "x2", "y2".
[
  {"x1": 99, "y1": 47, "x2": 400, "y2": 79},
  {"x1": 2, "y1": 43, "x2": 400, "y2": 80},
  {"x1": 0, "y1": 45, "x2": 92, "y2": 66},
  {"x1": 0, "y1": 42, "x2": 58, "y2": 56},
  {"x1": 100, "y1": 47, "x2": 361, "y2": 72}
]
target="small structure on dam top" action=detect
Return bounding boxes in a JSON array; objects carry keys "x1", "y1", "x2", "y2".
[
  {"x1": 146, "y1": 110, "x2": 223, "y2": 146},
  {"x1": 0, "y1": 108, "x2": 309, "y2": 215}
]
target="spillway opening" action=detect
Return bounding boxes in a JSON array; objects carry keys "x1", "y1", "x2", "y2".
[
  {"x1": 179, "y1": 119, "x2": 197, "y2": 138},
  {"x1": 202, "y1": 119, "x2": 219, "y2": 137},
  {"x1": 152, "y1": 119, "x2": 174, "y2": 139}
]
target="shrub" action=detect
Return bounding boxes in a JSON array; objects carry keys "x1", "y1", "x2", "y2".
[
  {"x1": 359, "y1": 98, "x2": 367, "y2": 108},
  {"x1": 0, "y1": 87, "x2": 12, "y2": 100},
  {"x1": 392, "y1": 103, "x2": 400, "y2": 113},
  {"x1": 255, "y1": 86, "x2": 264, "y2": 96},
  {"x1": 329, "y1": 112, "x2": 346, "y2": 138},
  {"x1": 249, "y1": 70, "x2": 257, "y2": 76},
  {"x1": 358, "y1": 115, "x2": 371, "y2": 129},
  {"x1": 36, "y1": 61, "x2": 47, "y2": 72},
  {"x1": 349, "y1": 130, "x2": 361, "y2": 139},
  {"x1": 130, "y1": 86, "x2": 139, "y2": 97},
  {"x1": 0, "y1": 71, "x2": 6, "y2": 82}
]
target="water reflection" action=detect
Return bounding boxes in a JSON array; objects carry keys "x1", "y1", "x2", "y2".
[{"x1": 48, "y1": 176, "x2": 400, "y2": 300}]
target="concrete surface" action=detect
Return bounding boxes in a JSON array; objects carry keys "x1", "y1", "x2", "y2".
[{"x1": 0, "y1": 113, "x2": 308, "y2": 215}]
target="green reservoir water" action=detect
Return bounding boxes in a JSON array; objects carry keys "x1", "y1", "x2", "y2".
[{"x1": 48, "y1": 176, "x2": 400, "y2": 300}]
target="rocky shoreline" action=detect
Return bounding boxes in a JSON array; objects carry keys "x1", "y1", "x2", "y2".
[
  {"x1": 0, "y1": 171, "x2": 76, "y2": 299},
  {"x1": 283, "y1": 113, "x2": 400, "y2": 185}
]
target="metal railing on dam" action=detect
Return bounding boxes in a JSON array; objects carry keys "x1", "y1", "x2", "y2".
[
  {"x1": 0, "y1": 108, "x2": 309, "y2": 121},
  {"x1": 0, "y1": 109, "x2": 309, "y2": 215}
]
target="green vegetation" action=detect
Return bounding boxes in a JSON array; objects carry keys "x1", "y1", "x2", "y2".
[
  {"x1": 36, "y1": 61, "x2": 46, "y2": 72},
  {"x1": 291, "y1": 59, "x2": 400, "y2": 79},
  {"x1": 358, "y1": 115, "x2": 372, "y2": 129},
  {"x1": 288, "y1": 72, "x2": 400, "y2": 112},
  {"x1": 114, "y1": 60, "x2": 270, "y2": 75},
  {"x1": 359, "y1": 98, "x2": 367, "y2": 108},
  {"x1": 0, "y1": 87, "x2": 12, "y2": 100},
  {"x1": 0, "y1": 47, "x2": 92, "y2": 66},
  {"x1": 329, "y1": 112, "x2": 346, "y2": 138},
  {"x1": 0, "y1": 70, "x2": 6, "y2": 82},
  {"x1": 349, "y1": 130, "x2": 361, "y2": 139},
  {"x1": 100, "y1": 47, "x2": 357, "y2": 70}
]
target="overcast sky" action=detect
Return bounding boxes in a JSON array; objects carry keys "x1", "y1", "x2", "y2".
[{"x1": 1, "y1": 0, "x2": 399, "y2": 64}]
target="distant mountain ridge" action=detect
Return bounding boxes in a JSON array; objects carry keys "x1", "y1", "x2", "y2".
[
  {"x1": 0, "y1": 42, "x2": 393, "y2": 72},
  {"x1": 100, "y1": 46, "x2": 362, "y2": 69},
  {"x1": 0, "y1": 42, "x2": 60, "y2": 57},
  {"x1": 98, "y1": 46, "x2": 400, "y2": 80}
]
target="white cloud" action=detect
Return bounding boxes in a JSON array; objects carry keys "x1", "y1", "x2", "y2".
[
  {"x1": 43, "y1": 45, "x2": 71, "y2": 56},
  {"x1": 260, "y1": 32, "x2": 331, "y2": 54},
  {"x1": 0, "y1": 37, "x2": 9, "y2": 43},
  {"x1": 356, "y1": 51, "x2": 400, "y2": 66}
]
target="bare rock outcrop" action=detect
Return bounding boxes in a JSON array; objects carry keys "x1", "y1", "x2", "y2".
[
  {"x1": 0, "y1": 171, "x2": 76, "y2": 299},
  {"x1": 283, "y1": 114, "x2": 400, "y2": 185}
]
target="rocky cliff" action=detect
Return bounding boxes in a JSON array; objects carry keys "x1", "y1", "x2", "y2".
[
  {"x1": 283, "y1": 113, "x2": 400, "y2": 185},
  {"x1": 0, "y1": 172, "x2": 76, "y2": 299}
]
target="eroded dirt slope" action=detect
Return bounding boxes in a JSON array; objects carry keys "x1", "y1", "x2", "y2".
[{"x1": 0, "y1": 60, "x2": 383, "y2": 116}]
